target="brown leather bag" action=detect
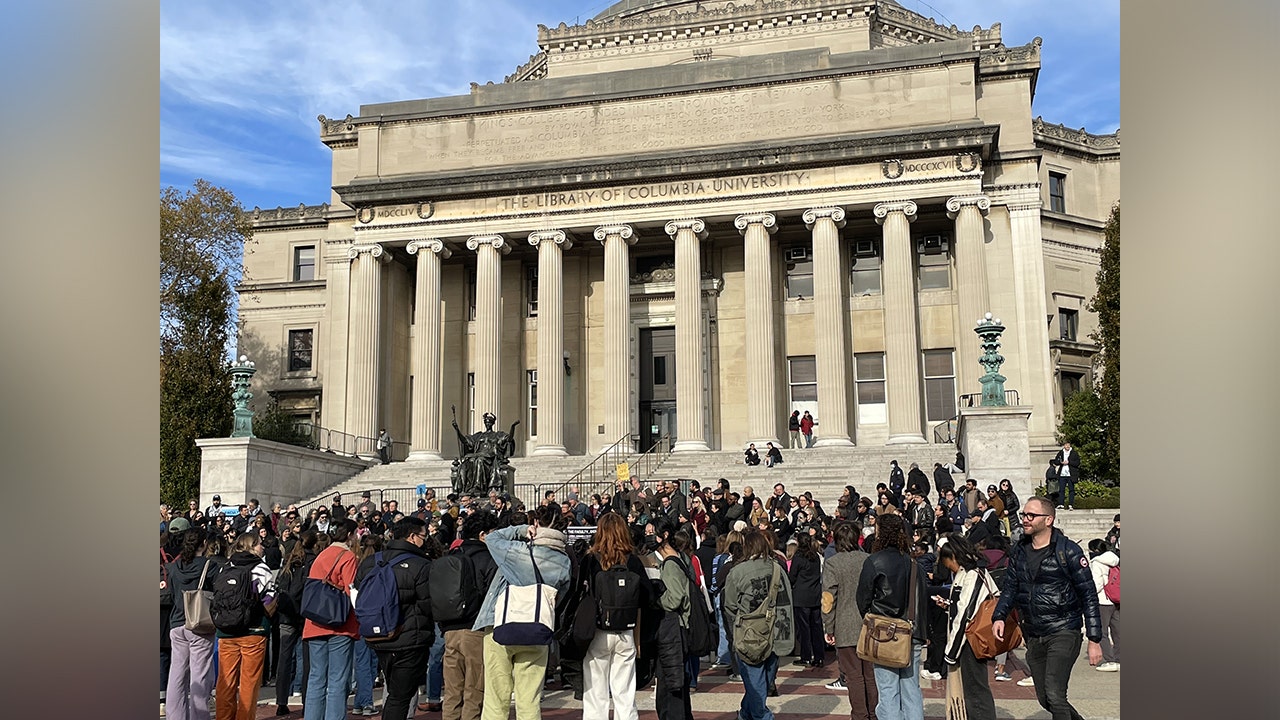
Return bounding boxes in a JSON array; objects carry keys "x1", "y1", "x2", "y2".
[
  {"x1": 856, "y1": 560, "x2": 918, "y2": 668},
  {"x1": 964, "y1": 570, "x2": 1022, "y2": 659}
]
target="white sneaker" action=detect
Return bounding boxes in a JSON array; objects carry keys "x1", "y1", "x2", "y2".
[
  {"x1": 920, "y1": 670, "x2": 942, "y2": 681},
  {"x1": 1096, "y1": 662, "x2": 1119, "y2": 672},
  {"x1": 1017, "y1": 676, "x2": 1035, "y2": 687}
]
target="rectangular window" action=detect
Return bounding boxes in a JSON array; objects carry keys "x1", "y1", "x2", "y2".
[
  {"x1": 466, "y1": 269, "x2": 477, "y2": 321},
  {"x1": 1061, "y1": 371, "x2": 1084, "y2": 401},
  {"x1": 467, "y1": 372, "x2": 476, "y2": 430},
  {"x1": 923, "y1": 349, "x2": 957, "y2": 422},
  {"x1": 526, "y1": 266, "x2": 538, "y2": 317},
  {"x1": 918, "y1": 251, "x2": 950, "y2": 291},
  {"x1": 1059, "y1": 308, "x2": 1079, "y2": 341},
  {"x1": 851, "y1": 254, "x2": 882, "y2": 296},
  {"x1": 527, "y1": 369, "x2": 538, "y2": 437},
  {"x1": 288, "y1": 329, "x2": 313, "y2": 372},
  {"x1": 1049, "y1": 172, "x2": 1066, "y2": 213},
  {"x1": 786, "y1": 259, "x2": 814, "y2": 299},
  {"x1": 294, "y1": 246, "x2": 316, "y2": 282},
  {"x1": 787, "y1": 356, "x2": 818, "y2": 402},
  {"x1": 653, "y1": 356, "x2": 667, "y2": 386},
  {"x1": 855, "y1": 352, "x2": 887, "y2": 424}
]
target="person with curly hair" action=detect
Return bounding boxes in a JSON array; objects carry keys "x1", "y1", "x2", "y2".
[{"x1": 855, "y1": 514, "x2": 928, "y2": 720}]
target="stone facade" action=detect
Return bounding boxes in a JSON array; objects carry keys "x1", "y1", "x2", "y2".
[{"x1": 236, "y1": 1, "x2": 1118, "y2": 466}]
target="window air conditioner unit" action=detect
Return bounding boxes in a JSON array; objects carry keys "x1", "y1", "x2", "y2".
[
  {"x1": 784, "y1": 247, "x2": 809, "y2": 262},
  {"x1": 917, "y1": 235, "x2": 949, "y2": 255},
  {"x1": 854, "y1": 239, "x2": 877, "y2": 258}
]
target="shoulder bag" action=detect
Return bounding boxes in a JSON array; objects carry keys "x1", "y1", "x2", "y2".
[
  {"x1": 964, "y1": 568, "x2": 1022, "y2": 660},
  {"x1": 183, "y1": 558, "x2": 216, "y2": 635},
  {"x1": 493, "y1": 545, "x2": 559, "y2": 646},
  {"x1": 733, "y1": 562, "x2": 781, "y2": 665},
  {"x1": 301, "y1": 549, "x2": 352, "y2": 628},
  {"x1": 856, "y1": 559, "x2": 918, "y2": 668}
]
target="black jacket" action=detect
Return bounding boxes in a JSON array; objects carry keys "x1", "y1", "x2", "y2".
[
  {"x1": 787, "y1": 552, "x2": 822, "y2": 608},
  {"x1": 907, "y1": 468, "x2": 931, "y2": 498},
  {"x1": 932, "y1": 466, "x2": 955, "y2": 493},
  {"x1": 354, "y1": 539, "x2": 434, "y2": 650},
  {"x1": 437, "y1": 538, "x2": 500, "y2": 633},
  {"x1": 855, "y1": 547, "x2": 929, "y2": 642},
  {"x1": 991, "y1": 528, "x2": 1102, "y2": 642},
  {"x1": 166, "y1": 556, "x2": 220, "y2": 629}
]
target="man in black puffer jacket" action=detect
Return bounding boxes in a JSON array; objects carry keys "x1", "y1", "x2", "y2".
[
  {"x1": 991, "y1": 497, "x2": 1102, "y2": 720},
  {"x1": 355, "y1": 516, "x2": 434, "y2": 720}
]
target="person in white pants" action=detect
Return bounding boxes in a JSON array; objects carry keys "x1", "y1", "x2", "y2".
[{"x1": 581, "y1": 513, "x2": 652, "y2": 720}]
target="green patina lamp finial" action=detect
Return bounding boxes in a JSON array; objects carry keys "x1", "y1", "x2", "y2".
[
  {"x1": 975, "y1": 313, "x2": 1008, "y2": 407},
  {"x1": 230, "y1": 355, "x2": 257, "y2": 438}
]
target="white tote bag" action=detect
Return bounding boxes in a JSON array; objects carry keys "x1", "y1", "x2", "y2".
[{"x1": 492, "y1": 546, "x2": 558, "y2": 646}]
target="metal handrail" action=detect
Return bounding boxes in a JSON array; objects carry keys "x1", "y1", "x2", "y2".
[
  {"x1": 957, "y1": 390, "x2": 1021, "y2": 408},
  {"x1": 290, "y1": 422, "x2": 411, "y2": 462},
  {"x1": 537, "y1": 434, "x2": 674, "y2": 509},
  {"x1": 933, "y1": 418, "x2": 958, "y2": 444}
]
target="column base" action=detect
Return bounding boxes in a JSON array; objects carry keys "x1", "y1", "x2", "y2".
[
  {"x1": 813, "y1": 436, "x2": 854, "y2": 448},
  {"x1": 885, "y1": 434, "x2": 929, "y2": 446},
  {"x1": 530, "y1": 444, "x2": 569, "y2": 457},
  {"x1": 672, "y1": 440, "x2": 711, "y2": 453},
  {"x1": 406, "y1": 450, "x2": 445, "y2": 462}
]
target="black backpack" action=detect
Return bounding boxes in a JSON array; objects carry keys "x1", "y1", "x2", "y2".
[
  {"x1": 595, "y1": 563, "x2": 643, "y2": 631},
  {"x1": 430, "y1": 548, "x2": 482, "y2": 624},
  {"x1": 275, "y1": 561, "x2": 307, "y2": 625},
  {"x1": 665, "y1": 556, "x2": 718, "y2": 657},
  {"x1": 211, "y1": 564, "x2": 264, "y2": 635}
]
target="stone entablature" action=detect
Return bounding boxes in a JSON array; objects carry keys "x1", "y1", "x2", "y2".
[
  {"x1": 248, "y1": 203, "x2": 331, "y2": 228},
  {"x1": 1033, "y1": 116, "x2": 1120, "y2": 157}
]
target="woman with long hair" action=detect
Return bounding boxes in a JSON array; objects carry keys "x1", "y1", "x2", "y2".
[
  {"x1": 273, "y1": 527, "x2": 317, "y2": 714},
  {"x1": 165, "y1": 526, "x2": 218, "y2": 720},
  {"x1": 935, "y1": 534, "x2": 997, "y2": 720},
  {"x1": 996, "y1": 479, "x2": 1021, "y2": 538},
  {"x1": 855, "y1": 514, "x2": 927, "y2": 720},
  {"x1": 788, "y1": 533, "x2": 825, "y2": 668},
  {"x1": 647, "y1": 516, "x2": 695, "y2": 720},
  {"x1": 722, "y1": 530, "x2": 796, "y2": 720},
  {"x1": 582, "y1": 513, "x2": 650, "y2": 720},
  {"x1": 875, "y1": 493, "x2": 897, "y2": 517},
  {"x1": 821, "y1": 521, "x2": 876, "y2": 720},
  {"x1": 215, "y1": 532, "x2": 277, "y2": 720},
  {"x1": 748, "y1": 497, "x2": 769, "y2": 528}
]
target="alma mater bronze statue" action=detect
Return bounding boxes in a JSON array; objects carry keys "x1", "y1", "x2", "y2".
[{"x1": 450, "y1": 405, "x2": 519, "y2": 496}]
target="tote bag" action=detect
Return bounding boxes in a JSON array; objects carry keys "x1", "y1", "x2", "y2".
[
  {"x1": 964, "y1": 569, "x2": 1022, "y2": 660},
  {"x1": 301, "y1": 551, "x2": 352, "y2": 628},
  {"x1": 856, "y1": 560, "x2": 918, "y2": 669},
  {"x1": 493, "y1": 546, "x2": 558, "y2": 646},
  {"x1": 182, "y1": 558, "x2": 216, "y2": 635}
]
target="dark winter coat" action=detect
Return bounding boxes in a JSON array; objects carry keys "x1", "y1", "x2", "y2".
[
  {"x1": 354, "y1": 539, "x2": 434, "y2": 650},
  {"x1": 991, "y1": 528, "x2": 1102, "y2": 642}
]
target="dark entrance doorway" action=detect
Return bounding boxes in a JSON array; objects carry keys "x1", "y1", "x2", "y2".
[{"x1": 639, "y1": 326, "x2": 676, "y2": 451}]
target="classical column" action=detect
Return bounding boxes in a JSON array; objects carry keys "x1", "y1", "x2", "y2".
[
  {"x1": 665, "y1": 218, "x2": 711, "y2": 452},
  {"x1": 947, "y1": 195, "x2": 992, "y2": 397},
  {"x1": 594, "y1": 224, "x2": 637, "y2": 453},
  {"x1": 875, "y1": 200, "x2": 928, "y2": 445},
  {"x1": 346, "y1": 243, "x2": 391, "y2": 457},
  {"x1": 735, "y1": 213, "x2": 782, "y2": 447},
  {"x1": 528, "y1": 230, "x2": 573, "y2": 456},
  {"x1": 466, "y1": 235, "x2": 510, "y2": 433},
  {"x1": 802, "y1": 207, "x2": 856, "y2": 447},
  {"x1": 405, "y1": 239, "x2": 451, "y2": 461}
]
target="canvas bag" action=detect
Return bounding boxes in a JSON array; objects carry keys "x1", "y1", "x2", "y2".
[
  {"x1": 183, "y1": 558, "x2": 216, "y2": 635},
  {"x1": 493, "y1": 546, "x2": 558, "y2": 646},
  {"x1": 856, "y1": 560, "x2": 918, "y2": 669},
  {"x1": 964, "y1": 569, "x2": 1022, "y2": 660},
  {"x1": 733, "y1": 562, "x2": 781, "y2": 665},
  {"x1": 301, "y1": 550, "x2": 352, "y2": 628}
]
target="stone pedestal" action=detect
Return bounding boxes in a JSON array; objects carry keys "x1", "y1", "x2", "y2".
[{"x1": 956, "y1": 405, "x2": 1035, "y2": 504}]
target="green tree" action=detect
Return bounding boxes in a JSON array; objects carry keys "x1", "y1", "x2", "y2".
[
  {"x1": 1088, "y1": 203, "x2": 1120, "y2": 484},
  {"x1": 159, "y1": 181, "x2": 251, "y2": 507},
  {"x1": 254, "y1": 401, "x2": 315, "y2": 449},
  {"x1": 1055, "y1": 388, "x2": 1107, "y2": 481}
]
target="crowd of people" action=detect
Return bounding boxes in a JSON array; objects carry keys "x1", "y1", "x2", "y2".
[{"x1": 160, "y1": 457, "x2": 1119, "y2": 720}]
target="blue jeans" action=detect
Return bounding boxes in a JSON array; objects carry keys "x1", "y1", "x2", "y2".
[
  {"x1": 426, "y1": 625, "x2": 445, "y2": 702},
  {"x1": 871, "y1": 641, "x2": 924, "y2": 720},
  {"x1": 353, "y1": 638, "x2": 379, "y2": 709},
  {"x1": 305, "y1": 635, "x2": 354, "y2": 720},
  {"x1": 1060, "y1": 476, "x2": 1077, "y2": 507},
  {"x1": 738, "y1": 653, "x2": 777, "y2": 720},
  {"x1": 715, "y1": 598, "x2": 731, "y2": 665}
]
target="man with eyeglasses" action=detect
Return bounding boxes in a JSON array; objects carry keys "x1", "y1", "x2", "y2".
[{"x1": 990, "y1": 497, "x2": 1102, "y2": 720}]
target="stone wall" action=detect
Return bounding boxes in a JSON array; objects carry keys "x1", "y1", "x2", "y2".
[{"x1": 196, "y1": 436, "x2": 374, "y2": 512}]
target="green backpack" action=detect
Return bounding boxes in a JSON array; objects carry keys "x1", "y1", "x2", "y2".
[{"x1": 733, "y1": 563, "x2": 781, "y2": 665}]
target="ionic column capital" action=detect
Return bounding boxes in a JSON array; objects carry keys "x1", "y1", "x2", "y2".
[
  {"x1": 945, "y1": 195, "x2": 992, "y2": 220},
  {"x1": 405, "y1": 238, "x2": 452, "y2": 259},
  {"x1": 802, "y1": 206, "x2": 846, "y2": 229},
  {"x1": 664, "y1": 218, "x2": 707, "y2": 240},
  {"x1": 348, "y1": 243, "x2": 392, "y2": 262},
  {"x1": 873, "y1": 200, "x2": 918, "y2": 224},
  {"x1": 734, "y1": 213, "x2": 778, "y2": 235},
  {"x1": 465, "y1": 235, "x2": 511, "y2": 254},
  {"x1": 528, "y1": 229, "x2": 574, "y2": 251},
  {"x1": 593, "y1": 224, "x2": 636, "y2": 245}
]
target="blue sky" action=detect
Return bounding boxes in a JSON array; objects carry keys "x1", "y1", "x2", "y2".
[{"x1": 160, "y1": 1, "x2": 1119, "y2": 212}]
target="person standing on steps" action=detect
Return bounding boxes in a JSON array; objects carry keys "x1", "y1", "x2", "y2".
[
  {"x1": 377, "y1": 428, "x2": 393, "y2": 465},
  {"x1": 800, "y1": 410, "x2": 817, "y2": 448},
  {"x1": 787, "y1": 410, "x2": 802, "y2": 449},
  {"x1": 1052, "y1": 442, "x2": 1080, "y2": 510}
]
